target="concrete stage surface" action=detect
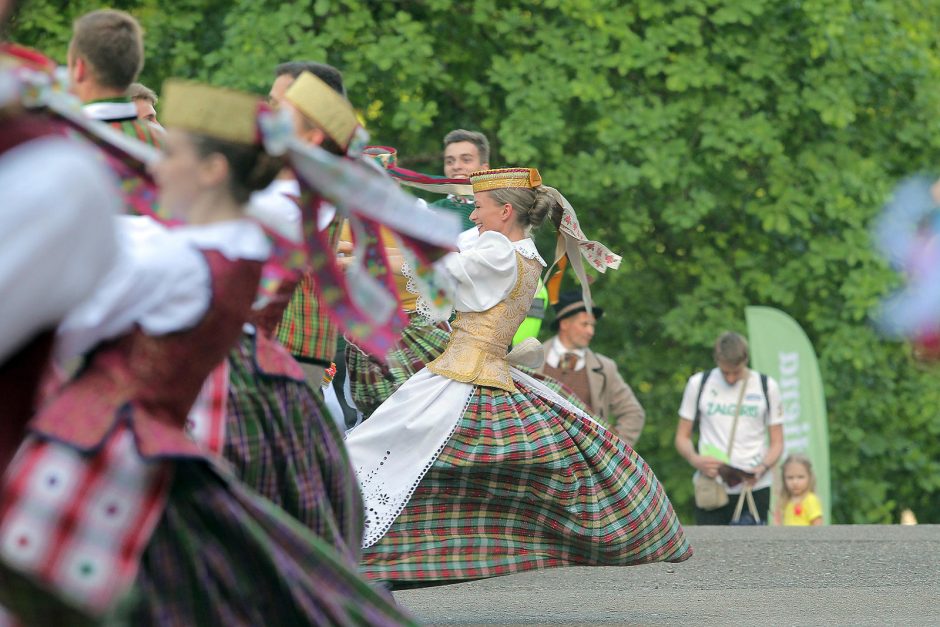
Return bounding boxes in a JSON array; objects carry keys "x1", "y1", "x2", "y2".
[{"x1": 394, "y1": 525, "x2": 939, "y2": 626}]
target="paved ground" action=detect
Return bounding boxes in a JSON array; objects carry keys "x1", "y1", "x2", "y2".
[{"x1": 394, "y1": 525, "x2": 940, "y2": 626}]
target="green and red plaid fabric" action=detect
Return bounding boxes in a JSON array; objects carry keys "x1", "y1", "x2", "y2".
[
  {"x1": 108, "y1": 119, "x2": 163, "y2": 149},
  {"x1": 346, "y1": 313, "x2": 451, "y2": 419},
  {"x1": 224, "y1": 333, "x2": 363, "y2": 559},
  {"x1": 276, "y1": 221, "x2": 343, "y2": 364},
  {"x1": 131, "y1": 461, "x2": 416, "y2": 626},
  {"x1": 519, "y1": 367, "x2": 593, "y2": 414},
  {"x1": 361, "y1": 379, "x2": 692, "y2": 583}
]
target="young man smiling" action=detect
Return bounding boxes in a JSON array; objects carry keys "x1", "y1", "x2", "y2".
[{"x1": 429, "y1": 129, "x2": 490, "y2": 230}]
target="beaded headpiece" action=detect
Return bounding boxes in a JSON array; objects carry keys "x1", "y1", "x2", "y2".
[{"x1": 469, "y1": 167, "x2": 542, "y2": 193}]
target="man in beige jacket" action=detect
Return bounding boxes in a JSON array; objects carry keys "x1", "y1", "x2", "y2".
[{"x1": 538, "y1": 292, "x2": 646, "y2": 447}]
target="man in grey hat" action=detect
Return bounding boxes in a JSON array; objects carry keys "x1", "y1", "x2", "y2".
[{"x1": 537, "y1": 291, "x2": 646, "y2": 446}]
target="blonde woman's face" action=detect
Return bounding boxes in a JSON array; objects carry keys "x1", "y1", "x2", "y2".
[
  {"x1": 470, "y1": 190, "x2": 510, "y2": 236},
  {"x1": 783, "y1": 463, "x2": 811, "y2": 497}
]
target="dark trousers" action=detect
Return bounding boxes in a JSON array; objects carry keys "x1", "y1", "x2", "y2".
[{"x1": 693, "y1": 486, "x2": 771, "y2": 525}]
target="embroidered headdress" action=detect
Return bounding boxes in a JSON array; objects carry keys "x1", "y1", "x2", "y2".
[
  {"x1": 160, "y1": 80, "x2": 260, "y2": 145},
  {"x1": 285, "y1": 71, "x2": 367, "y2": 156},
  {"x1": 469, "y1": 167, "x2": 542, "y2": 192}
]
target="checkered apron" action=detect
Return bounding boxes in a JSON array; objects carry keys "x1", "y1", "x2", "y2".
[
  {"x1": 346, "y1": 312, "x2": 451, "y2": 418},
  {"x1": 361, "y1": 379, "x2": 693, "y2": 583}
]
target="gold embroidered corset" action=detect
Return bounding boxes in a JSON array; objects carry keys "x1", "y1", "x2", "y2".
[{"x1": 427, "y1": 252, "x2": 542, "y2": 392}]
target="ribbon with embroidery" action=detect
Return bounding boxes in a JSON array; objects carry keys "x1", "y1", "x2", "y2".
[{"x1": 542, "y1": 186, "x2": 622, "y2": 312}]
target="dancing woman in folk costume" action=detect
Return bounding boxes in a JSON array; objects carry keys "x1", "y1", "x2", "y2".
[
  {"x1": 213, "y1": 70, "x2": 369, "y2": 558},
  {"x1": 343, "y1": 148, "x2": 586, "y2": 423},
  {"x1": 347, "y1": 167, "x2": 693, "y2": 587},
  {"x1": 0, "y1": 81, "x2": 414, "y2": 626}
]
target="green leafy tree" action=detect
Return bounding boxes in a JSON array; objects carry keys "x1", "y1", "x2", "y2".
[{"x1": 10, "y1": 0, "x2": 940, "y2": 523}]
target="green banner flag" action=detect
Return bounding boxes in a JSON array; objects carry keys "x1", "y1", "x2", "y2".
[{"x1": 745, "y1": 306, "x2": 831, "y2": 524}]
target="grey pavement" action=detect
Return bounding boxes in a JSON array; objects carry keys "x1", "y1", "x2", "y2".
[{"x1": 394, "y1": 525, "x2": 940, "y2": 626}]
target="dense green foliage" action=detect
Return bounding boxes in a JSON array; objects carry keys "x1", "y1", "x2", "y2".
[{"x1": 11, "y1": 0, "x2": 940, "y2": 524}]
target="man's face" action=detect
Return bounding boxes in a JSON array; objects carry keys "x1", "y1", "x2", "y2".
[
  {"x1": 134, "y1": 98, "x2": 157, "y2": 124},
  {"x1": 717, "y1": 360, "x2": 748, "y2": 385},
  {"x1": 443, "y1": 140, "x2": 485, "y2": 179},
  {"x1": 558, "y1": 312, "x2": 596, "y2": 349}
]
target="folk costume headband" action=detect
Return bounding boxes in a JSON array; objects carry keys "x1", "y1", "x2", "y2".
[
  {"x1": 470, "y1": 167, "x2": 542, "y2": 192},
  {"x1": 285, "y1": 71, "x2": 367, "y2": 157},
  {"x1": 161, "y1": 80, "x2": 260, "y2": 145}
]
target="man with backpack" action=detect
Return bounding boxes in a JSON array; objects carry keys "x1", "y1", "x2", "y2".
[{"x1": 674, "y1": 331, "x2": 784, "y2": 524}]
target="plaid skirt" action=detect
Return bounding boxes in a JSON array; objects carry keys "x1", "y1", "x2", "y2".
[
  {"x1": 346, "y1": 313, "x2": 450, "y2": 419},
  {"x1": 131, "y1": 460, "x2": 415, "y2": 626},
  {"x1": 225, "y1": 334, "x2": 363, "y2": 559},
  {"x1": 361, "y1": 378, "x2": 692, "y2": 584},
  {"x1": 515, "y1": 366, "x2": 591, "y2": 413}
]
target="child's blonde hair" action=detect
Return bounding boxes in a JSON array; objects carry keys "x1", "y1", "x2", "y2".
[{"x1": 778, "y1": 453, "x2": 817, "y2": 503}]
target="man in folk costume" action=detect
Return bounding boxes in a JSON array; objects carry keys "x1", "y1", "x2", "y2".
[
  {"x1": 538, "y1": 291, "x2": 646, "y2": 446},
  {"x1": 67, "y1": 9, "x2": 163, "y2": 147},
  {"x1": 127, "y1": 81, "x2": 161, "y2": 129},
  {"x1": 428, "y1": 129, "x2": 489, "y2": 230},
  {"x1": 253, "y1": 61, "x2": 360, "y2": 393},
  {"x1": 428, "y1": 129, "x2": 550, "y2": 346}
]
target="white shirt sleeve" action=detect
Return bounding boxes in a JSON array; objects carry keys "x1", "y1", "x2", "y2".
[
  {"x1": 765, "y1": 376, "x2": 785, "y2": 426},
  {"x1": 0, "y1": 137, "x2": 120, "y2": 363},
  {"x1": 678, "y1": 371, "x2": 706, "y2": 421},
  {"x1": 55, "y1": 217, "x2": 211, "y2": 360},
  {"x1": 441, "y1": 230, "x2": 519, "y2": 313},
  {"x1": 247, "y1": 180, "x2": 303, "y2": 243}
]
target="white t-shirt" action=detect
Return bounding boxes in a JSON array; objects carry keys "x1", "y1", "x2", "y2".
[{"x1": 678, "y1": 368, "x2": 784, "y2": 493}]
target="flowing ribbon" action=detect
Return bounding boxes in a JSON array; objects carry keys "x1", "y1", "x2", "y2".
[
  {"x1": 363, "y1": 145, "x2": 474, "y2": 196},
  {"x1": 541, "y1": 186, "x2": 622, "y2": 312}
]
